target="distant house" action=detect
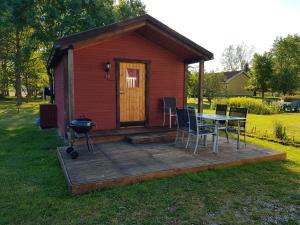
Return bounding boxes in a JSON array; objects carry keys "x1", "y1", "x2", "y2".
[{"x1": 223, "y1": 70, "x2": 251, "y2": 96}]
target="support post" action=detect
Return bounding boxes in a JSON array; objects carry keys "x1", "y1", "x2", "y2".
[
  {"x1": 183, "y1": 63, "x2": 188, "y2": 107},
  {"x1": 67, "y1": 47, "x2": 74, "y2": 122},
  {"x1": 198, "y1": 60, "x2": 204, "y2": 113}
]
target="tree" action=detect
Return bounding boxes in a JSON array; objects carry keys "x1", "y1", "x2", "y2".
[
  {"x1": 204, "y1": 72, "x2": 227, "y2": 107},
  {"x1": 271, "y1": 34, "x2": 300, "y2": 95},
  {"x1": 187, "y1": 70, "x2": 198, "y2": 98},
  {"x1": 0, "y1": 0, "x2": 37, "y2": 105},
  {"x1": 114, "y1": 0, "x2": 146, "y2": 21},
  {"x1": 251, "y1": 52, "x2": 273, "y2": 98},
  {"x1": 221, "y1": 43, "x2": 254, "y2": 71}
]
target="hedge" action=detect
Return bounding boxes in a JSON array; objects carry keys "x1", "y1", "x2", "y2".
[{"x1": 212, "y1": 97, "x2": 281, "y2": 114}]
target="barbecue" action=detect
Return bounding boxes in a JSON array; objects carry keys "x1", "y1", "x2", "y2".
[{"x1": 66, "y1": 117, "x2": 96, "y2": 159}]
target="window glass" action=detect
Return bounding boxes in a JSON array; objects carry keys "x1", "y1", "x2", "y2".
[{"x1": 126, "y1": 68, "x2": 139, "y2": 88}]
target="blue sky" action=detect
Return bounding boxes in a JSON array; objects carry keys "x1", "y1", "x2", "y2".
[{"x1": 142, "y1": 0, "x2": 300, "y2": 71}]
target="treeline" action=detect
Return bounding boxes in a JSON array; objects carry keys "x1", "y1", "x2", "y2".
[
  {"x1": 250, "y1": 34, "x2": 300, "y2": 98},
  {"x1": 188, "y1": 34, "x2": 300, "y2": 100},
  {"x1": 0, "y1": 0, "x2": 146, "y2": 105}
]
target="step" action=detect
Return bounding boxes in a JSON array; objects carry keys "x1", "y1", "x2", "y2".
[{"x1": 126, "y1": 132, "x2": 176, "y2": 144}]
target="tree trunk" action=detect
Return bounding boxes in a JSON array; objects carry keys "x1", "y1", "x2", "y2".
[
  {"x1": 47, "y1": 69, "x2": 54, "y2": 103},
  {"x1": 261, "y1": 91, "x2": 265, "y2": 99},
  {"x1": 1, "y1": 60, "x2": 10, "y2": 97},
  {"x1": 15, "y1": 29, "x2": 22, "y2": 106}
]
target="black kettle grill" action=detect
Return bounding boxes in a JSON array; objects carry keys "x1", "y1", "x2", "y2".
[{"x1": 66, "y1": 117, "x2": 96, "y2": 159}]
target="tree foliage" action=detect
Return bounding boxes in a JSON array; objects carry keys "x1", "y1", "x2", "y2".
[
  {"x1": 271, "y1": 34, "x2": 300, "y2": 95},
  {"x1": 221, "y1": 43, "x2": 254, "y2": 71},
  {"x1": 251, "y1": 52, "x2": 273, "y2": 98},
  {"x1": 204, "y1": 72, "x2": 227, "y2": 106},
  {"x1": 187, "y1": 70, "x2": 198, "y2": 98},
  {"x1": 248, "y1": 34, "x2": 300, "y2": 97}
]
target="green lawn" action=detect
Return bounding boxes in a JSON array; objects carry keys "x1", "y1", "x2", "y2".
[{"x1": 1, "y1": 100, "x2": 300, "y2": 224}]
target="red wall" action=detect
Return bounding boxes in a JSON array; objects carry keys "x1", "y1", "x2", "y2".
[
  {"x1": 54, "y1": 57, "x2": 65, "y2": 135},
  {"x1": 73, "y1": 31, "x2": 184, "y2": 130}
]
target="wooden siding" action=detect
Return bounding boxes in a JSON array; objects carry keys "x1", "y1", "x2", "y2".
[
  {"x1": 119, "y1": 62, "x2": 145, "y2": 122},
  {"x1": 73, "y1": 31, "x2": 184, "y2": 130},
  {"x1": 54, "y1": 57, "x2": 65, "y2": 135},
  {"x1": 226, "y1": 73, "x2": 251, "y2": 96}
]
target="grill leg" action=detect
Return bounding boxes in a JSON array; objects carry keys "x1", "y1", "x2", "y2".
[{"x1": 86, "y1": 133, "x2": 94, "y2": 153}]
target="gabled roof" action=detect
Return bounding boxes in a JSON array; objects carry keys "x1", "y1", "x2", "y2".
[
  {"x1": 223, "y1": 71, "x2": 243, "y2": 80},
  {"x1": 47, "y1": 14, "x2": 213, "y2": 68},
  {"x1": 205, "y1": 70, "x2": 249, "y2": 82}
]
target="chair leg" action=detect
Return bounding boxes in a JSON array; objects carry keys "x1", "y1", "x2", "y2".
[
  {"x1": 163, "y1": 112, "x2": 165, "y2": 127},
  {"x1": 169, "y1": 114, "x2": 171, "y2": 128},
  {"x1": 225, "y1": 128, "x2": 229, "y2": 143},
  {"x1": 185, "y1": 133, "x2": 191, "y2": 149},
  {"x1": 175, "y1": 129, "x2": 179, "y2": 144},
  {"x1": 181, "y1": 131, "x2": 185, "y2": 143},
  {"x1": 193, "y1": 135, "x2": 199, "y2": 154},
  {"x1": 203, "y1": 135, "x2": 207, "y2": 147}
]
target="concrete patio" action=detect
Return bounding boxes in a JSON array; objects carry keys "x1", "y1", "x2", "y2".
[{"x1": 57, "y1": 137, "x2": 286, "y2": 194}]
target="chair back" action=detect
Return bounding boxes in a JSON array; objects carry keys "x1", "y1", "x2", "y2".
[
  {"x1": 228, "y1": 107, "x2": 248, "y2": 128},
  {"x1": 216, "y1": 104, "x2": 227, "y2": 126},
  {"x1": 186, "y1": 107, "x2": 198, "y2": 132},
  {"x1": 163, "y1": 97, "x2": 176, "y2": 114},
  {"x1": 216, "y1": 104, "x2": 227, "y2": 116},
  {"x1": 176, "y1": 108, "x2": 189, "y2": 130}
]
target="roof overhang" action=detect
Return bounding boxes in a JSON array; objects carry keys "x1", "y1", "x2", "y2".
[{"x1": 47, "y1": 14, "x2": 214, "y2": 69}]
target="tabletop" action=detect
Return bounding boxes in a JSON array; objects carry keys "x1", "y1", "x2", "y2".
[{"x1": 197, "y1": 113, "x2": 246, "y2": 121}]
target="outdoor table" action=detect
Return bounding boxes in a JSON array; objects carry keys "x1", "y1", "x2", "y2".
[{"x1": 197, "y1": 113, "x2": 246, "y2": 153}]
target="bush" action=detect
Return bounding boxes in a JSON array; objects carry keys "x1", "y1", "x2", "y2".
[
  {"x1": 274, "y1": 122, "x2": 287, "y2": 140},
  {"x1": 212, "y1": 97, "x2": 281, "y2": 114},
  {"x1": 282, "y1": 95, "x2": 300, "y2": 102}
]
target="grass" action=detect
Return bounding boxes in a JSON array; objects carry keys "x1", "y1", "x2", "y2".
[{"x1": 1, "y1": 100, "x2": 300, "y2": 224}]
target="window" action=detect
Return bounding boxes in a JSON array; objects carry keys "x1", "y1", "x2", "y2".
[{"x1": 126, "y1": 68, "x2": 139, "y2": 88}]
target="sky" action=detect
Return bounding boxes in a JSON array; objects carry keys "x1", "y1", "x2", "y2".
[{"x1": 141, "y1": 0, "x2": 300, "y2": 71}]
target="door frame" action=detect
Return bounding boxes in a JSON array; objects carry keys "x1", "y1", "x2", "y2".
[{"x1": 114, "y1": 58, "x2": 151, "y2": 128}]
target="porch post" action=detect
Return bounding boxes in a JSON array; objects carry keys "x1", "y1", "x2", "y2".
[
  {"x1": 198, "y1": 60, "x2": 204, "y2": 113},
  {"x1": 183, "y1": 63, "x2": 188, "y2": 107},
  {"x1": 67, "y1": 46, "x2": 75, "y2": 122}
]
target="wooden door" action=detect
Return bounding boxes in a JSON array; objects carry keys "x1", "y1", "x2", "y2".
[{"x1": 119, "y1": 62, "x2": 145, "y2": 124}]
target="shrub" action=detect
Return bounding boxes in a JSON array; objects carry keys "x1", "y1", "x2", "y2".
[
  {"x1": 212, "y1": 97, "x2": 281, "y2": 114},
  {"x1": 274, "y1": 122, "x2": 287, "y2": 140},
  {"x1": 282, "y1": 95, "x2": 300, "y2": 102}
]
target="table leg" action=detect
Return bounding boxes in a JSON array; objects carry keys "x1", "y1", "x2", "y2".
[
  {"x1": 237, "y1": 120, "x2": 240, "y2": 149},
  {"x1": 214, "y1": 122, "x2": 219, "y2": 153}
]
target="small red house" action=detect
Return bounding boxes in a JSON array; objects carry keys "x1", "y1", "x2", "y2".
[{"x1": 47, "y1": 14, "x2": 213, "y2": 136}]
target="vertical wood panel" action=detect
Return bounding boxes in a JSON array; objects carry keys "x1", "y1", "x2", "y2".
[{"x1": 120, "y1": 62, "x2": 145, "y2": 122}]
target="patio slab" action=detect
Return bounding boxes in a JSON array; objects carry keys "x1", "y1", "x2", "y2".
[{"x1": 57, "y1": 138, "x2": 286, "y2": 194}]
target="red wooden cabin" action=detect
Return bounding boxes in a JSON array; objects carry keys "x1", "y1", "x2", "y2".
[{"x1": 47, "y1": 14, "x2": 213, "y2": 136}]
